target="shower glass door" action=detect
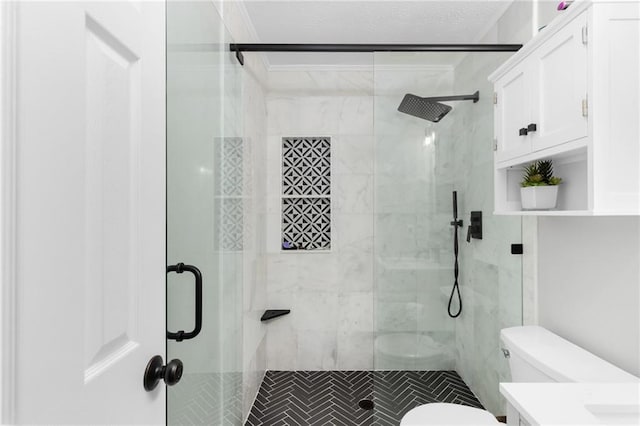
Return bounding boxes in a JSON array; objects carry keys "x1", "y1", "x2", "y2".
[
  {"x1": 167, "y1": 2, "x2": 243, "y2": 424},
  {"x1": 372, "y1": 51, "x2": 522, "y2": 421}
]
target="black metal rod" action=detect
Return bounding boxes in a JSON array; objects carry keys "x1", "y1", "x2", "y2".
[
  {"x1": 424, "y1": 91, "x2": 480, "y2": 103},
  {"x1": 230, "y1": 43, "x2": 522, "y2": 53}
]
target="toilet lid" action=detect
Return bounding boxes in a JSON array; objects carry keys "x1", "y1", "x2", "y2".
[{"x1": 400, "y1": 403, "x2": 499, "y2": 425}]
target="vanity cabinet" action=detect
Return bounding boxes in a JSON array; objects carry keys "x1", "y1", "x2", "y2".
[{"x1": 490, "y1": 0, "x2": 640, "y2": 215}]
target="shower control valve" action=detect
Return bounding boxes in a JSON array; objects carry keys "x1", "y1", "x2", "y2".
[{"x1": 466, "y1": 211, "x2": 483, "y2": 242}]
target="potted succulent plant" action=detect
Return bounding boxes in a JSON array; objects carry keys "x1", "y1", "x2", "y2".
[{"x1": 520, "y1": 159, "x2": 563, "y2": 209}]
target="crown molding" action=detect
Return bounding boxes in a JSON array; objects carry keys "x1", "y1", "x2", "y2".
[
  {"x1": 233, "y1": 0, "x2": 260, "y2": 43},
  {"x1": 233, "y1": 0, "x2": 272, "y2": 71}
]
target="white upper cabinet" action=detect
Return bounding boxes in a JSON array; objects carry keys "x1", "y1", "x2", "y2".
[
  {"x1": 494, "y1": 10, "x2": 588, "y2": 164},
  {"x1": 532, "y1": 11, "x2": 588, "y2": 152},
  {"x1": 490, "y1": 0, "x2": 640, "y2": 215},
  {"x1": 495, "y1": 60, "x2": 532, "y2": 162}
]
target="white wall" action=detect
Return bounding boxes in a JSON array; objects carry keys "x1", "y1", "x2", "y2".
[
  {"x1": 523, "y1": 1, "x2": 640, "y2": 380},
  {"x1": 537, "y1": 217, "x2": 640, "y2": 376}
]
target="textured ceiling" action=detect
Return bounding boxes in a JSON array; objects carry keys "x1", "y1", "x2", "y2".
[{"x1": 242, "y1": 0, "x2": 514, "y2": 67}]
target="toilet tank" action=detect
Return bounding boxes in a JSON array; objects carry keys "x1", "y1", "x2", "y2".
[{"x1": 500, "y1": 326, "x2": 639, "y2": 383}]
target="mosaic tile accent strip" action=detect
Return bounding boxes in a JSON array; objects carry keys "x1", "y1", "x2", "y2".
[
  {"x1": 245, "y1": 370, "x2": 484, "y2": 426},
  {"x1": 282, "y1": 197, "x2": 331, "y2": 250},
  {"x1": 282, "y1": 137, "x2": 331, "y2": 196},
  {"x1": 215, "y1": 198, "x2": 244, "y2": 251},
  {"x1": 215, "y1": 137, "x2": 244, "y2": 197}
]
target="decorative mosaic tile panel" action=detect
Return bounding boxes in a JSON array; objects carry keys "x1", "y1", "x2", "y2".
[
  {"x1": 281, "y1": 137, "x2": 331, "y2": 250},
  {"x1": 282, "y1": 197, "x2": 331, "y2": 250},
  {"x1": 215, "y1": 137, "x2": 244, "y2": 197},
  {"x1": 282, "y1": 137, "x2": 331, "y2": 196},
  {"x1": 211, "y1": 137, "x2": 248, "y2": 251},
  {"x1": 215, "y1": 198, "x2": 244, "y2": 251}
]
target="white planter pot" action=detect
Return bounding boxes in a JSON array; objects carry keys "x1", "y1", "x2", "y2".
[{"x1": 520, "y1": 186, "x2": 559, "y2": 210}]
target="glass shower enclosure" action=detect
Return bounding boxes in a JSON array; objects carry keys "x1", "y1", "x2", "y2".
[
  {"x1": 164, "y1": 9, "x2": 524, "y2": 420},
  {"x1": 166, "y1": 2, "x2": 244, "y2": 424},
  {"x1": 373, "y1": 52, "x2": 523, "y2": 416}
]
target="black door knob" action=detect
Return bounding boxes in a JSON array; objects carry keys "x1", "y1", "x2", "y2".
[
  {"x1": 519, "y1": 127, "x2": 528, "y2": 136},
  {"x1": 164, "y1": 359, "x2": 184, "y2": 386},
  {"x1": 143, "y1": 355, "x2": 183, "y2": 391}
]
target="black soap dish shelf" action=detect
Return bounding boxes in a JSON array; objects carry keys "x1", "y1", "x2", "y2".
[{"x1": 261, "y1": 310, "x2": 291, "y2": 322}]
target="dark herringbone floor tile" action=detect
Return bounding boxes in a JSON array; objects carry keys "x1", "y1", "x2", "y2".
[{"x1": 245, "y1": 371, "x2": 484, "y2": 426}]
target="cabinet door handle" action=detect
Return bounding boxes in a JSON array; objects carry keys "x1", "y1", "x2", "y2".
[
  {"x1": 519, "y1": 127, "x2": 528, "y2": 136},
  {"x1": 527, "y1": 123, "x2": 537, "y2": 132}
]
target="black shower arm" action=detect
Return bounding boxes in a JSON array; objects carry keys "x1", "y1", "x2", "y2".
[{"x1": 422, "y1": 91, "x2": 480, "y2": 103}]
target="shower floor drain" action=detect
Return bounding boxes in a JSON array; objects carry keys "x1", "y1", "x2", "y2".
[{"x1": 358, "y1": 399, "x2": 374, "y2": 410}]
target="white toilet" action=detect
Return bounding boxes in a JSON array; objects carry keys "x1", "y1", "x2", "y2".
[
  {"x1": 400, "y1": 325, "x2": 639, "y2": 425},
  {"x1": 400, "y1": 402, "x2": 499, "y2": 425}
]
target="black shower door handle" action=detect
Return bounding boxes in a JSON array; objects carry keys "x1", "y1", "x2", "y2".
[{"x1": 167, "y1": 263, "x2": 202, "y2": 342}]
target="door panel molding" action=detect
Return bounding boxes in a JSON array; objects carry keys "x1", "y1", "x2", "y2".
[
  {"x1": 0, "y1": 1, "x2": 17, "y2": 423},
  {"x1": 10, "y1": 2, "x2": 165, "y2": 422}
]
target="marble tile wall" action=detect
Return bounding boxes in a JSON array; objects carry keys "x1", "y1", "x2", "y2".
[
  {"x1": 264, "y1": 70, "x2": 376, "y2": 371},
  {"x1": 240, "y1": 62, "x2": 268, "y2": 420}
]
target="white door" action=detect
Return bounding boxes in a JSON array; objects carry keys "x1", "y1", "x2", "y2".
[{"x1": 11, "y1": 1, "x2": 166, "y2": 423}]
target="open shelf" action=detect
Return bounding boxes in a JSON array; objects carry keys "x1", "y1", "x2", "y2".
[{"x1": 495, "y1": 146, "x2": 589, "y2": 215}]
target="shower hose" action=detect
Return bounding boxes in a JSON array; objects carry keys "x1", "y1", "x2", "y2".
[
  {"x1": 448, "y1": 223, "x2": 463, "y2": 318},
  {"x1": 448, "y1": 191, "x2": 463, "y2": 318}
]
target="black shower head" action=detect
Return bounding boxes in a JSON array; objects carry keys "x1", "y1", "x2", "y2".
[
  {"x1": 398, "y1": 94, "x2": 452, "y2": 122},
  {"x1": 397, "y1": 91, "x2": 479, "y2": 122}
]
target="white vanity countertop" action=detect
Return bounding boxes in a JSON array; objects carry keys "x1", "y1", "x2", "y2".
[{"x1": 500, "y1": 382, "x2": 640, "y2": 425}]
